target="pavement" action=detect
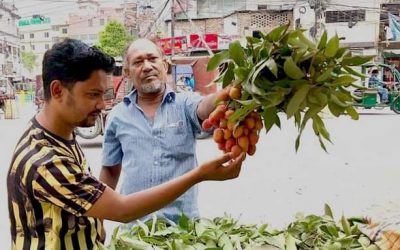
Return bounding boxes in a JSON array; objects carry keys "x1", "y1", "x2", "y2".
[{"x1": 1, "y1": 102, "x2": 400, "y2": 247}]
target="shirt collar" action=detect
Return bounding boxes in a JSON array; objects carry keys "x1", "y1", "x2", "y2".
[{"x1": 123, "y1": 86, "x2": 176, "y2": 105}]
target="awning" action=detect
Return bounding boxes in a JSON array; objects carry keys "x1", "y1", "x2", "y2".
[{"x1": 383, "y1": 51, "x2": 400, "y2": 58}]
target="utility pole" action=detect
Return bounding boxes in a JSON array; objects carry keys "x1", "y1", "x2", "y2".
[
  {"x1": 171, "y1": 0, "x2": 175, "y2": 57},
  {"x1": 311, "y1": 0, "x2": 324, "y2": 40}
]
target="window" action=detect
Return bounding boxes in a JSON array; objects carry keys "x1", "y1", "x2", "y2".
[
  {"x1": 45, "y1": 44, "x2": 50, "y2": 50},
  {"x1": 100, "y1": 19, "x2": 105, "y2": 25},
  {"x1": 21, "y1": 45, "x2": 25, "y2": 50},
  {"x1": 325, "y1": 10, "x2": 366, "y2": 23},
  {"x1": 89, "y1": 34, "x2": 98, "y2": 40},
  {"x1": 88, "y1": 19, "x2": 93, "y2": 26},
  {"x1": 44, "y1": 32, "x2": 49, "y2": 38},
  {"x1": 30, "y1": 33, "x2": 34, "y2": 38},
  {"x1": 258, "y1": 4, "x2": 267, "y2": 10},
  {"x1": 21, "y1": 34, "x2": 24, "y2": 39},
  {"x1": 31, "y1": 44, "x2": 35, "y2": 50},
  {"x1": 62, "y1": 28, "x2": 67, "y2": 34}
]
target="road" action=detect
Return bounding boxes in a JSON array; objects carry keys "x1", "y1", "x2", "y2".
[{"x1": 1, "y1": 102, "x2": 399, "y2": 246}]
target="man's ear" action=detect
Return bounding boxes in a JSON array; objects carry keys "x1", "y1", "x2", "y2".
[
  {"x1": 162, "y1": 59, "x2": 169, "y2": 72},
  {"x1": 123, "y1": 66, "x2": 131, "y2": 80},
  {"x1": 49, "y1": 80, "x2": 64, "y2": 100}
]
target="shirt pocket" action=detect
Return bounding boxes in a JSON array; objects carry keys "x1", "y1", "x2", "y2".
[{"x1": 164, "y1": 119, "x2": 187, "y2": 149}]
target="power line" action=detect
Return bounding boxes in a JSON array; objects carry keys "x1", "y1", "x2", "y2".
[{"x1": 143, "y1": 0, "x2": 170, "y2": 37}]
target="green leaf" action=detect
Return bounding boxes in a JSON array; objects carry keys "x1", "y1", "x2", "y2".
[
  {"x1": 343, "y1": 66, "x2": 368, "y2": 78},
  {"x1": 327, "y1": 225, "x2": 339, "y2": 238},
  {"x1": 250, "y1": 58, "x2": 268, "y2": 85},
  {"x1": 267, "y1": 23, "x2": 288, "y2": 42},
  {"x1": 335, "y1": 47, "x2": 348, "y2": 59},
  {"x1": 284, "y1": 57, "x2": 305, "y2": 80},
  {"x1": 295, "y1": 134, "x2": 301, "y2": 151},
  {"x1": 325, "y1": 35, "x2": 339, "y2": 58},
  {"x1": 346, "y1": 106, "x2": 359, "y2": 120},
  {"x1": 341, "y1": 216, "x2": 352, "y2": 236},
  {"x1": 332, "y1": 75, "x2": 357, "y2": 86},
  {"x1": 262, "y1": 107, "x2": 278, "y2": 132},
  {"x1": 136, "y1": 219, "x2": 150, "y2": 236},
  {"x1": 234, "y1": 67, "x2": 250, "y2": 82},
  {"x1": 317, "y1": 31, "x2": 328, "y2": 49},
  {"x1": 222, "y1": 63, "x2": 235, "y2": 87},
  {"x1": 299, "y1": 32, "x2": 316, "y2": 50},
  {"x1": 285, "y1": 233, "x2": 297, "y2": 250},
  {"x1": 207, "y1": 51, "x2": 229, "y2": 71},
  {"x1": 229, "y1": 41, "x2": 246, "y2": 67},
  {"x1": 286, "y1": 85, "x2": 311, "y2": 118},
  {"x1": 178, "y1": 214, "x2": 190, "y2": 230},
  {"x1": 218, "y1": 234, "x2": 234, "y2": 250},
  {"x1": 316, "y1": 68, "x2": 333, "y2": 82},
  {"x1": 324, "y1": 204, "x2": 334, "y2": 219},
  {"x1": 328, "y1": 101, "x2": 344, "y2": 117},
  {"x1": 266, "y1": 58, "x2": 278, "y2": 78},
  {"x1": 318, "y1": 135, "x2": 328, "y2": 152},
  {"x1": 330, "y1": 94, "x2": 350, "y2": 108},
  {"x1": 314, "y1": 115, "x2": 331, "y2": 142},
  {"x1": 342, "y1": 55, "x2": 374, "y2": 66}
]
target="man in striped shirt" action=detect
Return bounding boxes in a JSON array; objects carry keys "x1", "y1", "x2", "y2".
[{"x1": 7, "y1": 39, "x2": 245, "y2": 250}]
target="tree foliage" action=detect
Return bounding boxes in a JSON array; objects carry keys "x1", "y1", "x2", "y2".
[
  {"x1": 21, "y1": 51, "x2": 37, "y2": 73},
  {"x1": 98, "y1": 21, "x2": 133, "y2": 57}
]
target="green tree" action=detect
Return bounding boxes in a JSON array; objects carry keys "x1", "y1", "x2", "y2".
[
  {"x1": 98, "y1": 21, "x2": 133, "y2": 57},
  {"x1": 21, "y1": 51, "x2": 37, "y2": 73}
]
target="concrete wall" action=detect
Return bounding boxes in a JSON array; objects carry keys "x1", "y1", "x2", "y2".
[{"x1": 294, "y1": 0, "x2": 380, "y2": 56}]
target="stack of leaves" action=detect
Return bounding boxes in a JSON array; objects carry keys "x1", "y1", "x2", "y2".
[
  {"x1": 100, "y1": 204, "x2": 379, "y2": 250},
  {"x1": 206, "y1": 24, "x2": 373, "y2": 151}
]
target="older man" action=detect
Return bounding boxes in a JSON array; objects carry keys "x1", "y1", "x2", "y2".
[{"x1": 100, "y1": 39, "x2": 223, "y2": 223}]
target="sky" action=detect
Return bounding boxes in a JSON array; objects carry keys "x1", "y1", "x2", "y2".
[{"x1": 7, "y1": 0, "x2": 161, "y2": 20}]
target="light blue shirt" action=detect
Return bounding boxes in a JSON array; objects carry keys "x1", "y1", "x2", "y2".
[{"x1": 102, "y1": 88, "x2": 203, "y2": 223}]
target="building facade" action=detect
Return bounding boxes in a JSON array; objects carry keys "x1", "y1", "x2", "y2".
[
  {"x1": 0, "y1": 2, "x2": 21, "y2": 82},
  {"x1": 68, "y1": 0, "x2": 132, "y2": 46},
  {"x1": 18, "y1": 16, "x2": 66, "y2": 76}
]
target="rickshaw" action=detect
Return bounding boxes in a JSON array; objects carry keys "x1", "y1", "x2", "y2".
[{"x1": 352, "y1": 62, "x2": 400, "y2": 114}]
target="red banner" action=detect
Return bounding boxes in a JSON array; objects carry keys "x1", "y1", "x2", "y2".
[
  {"x1": 157, "y1": 36, "x2": 188, "y2": 55},
  {"x1": 189, "y1": 34, "x2": 218, "y2": 50}
]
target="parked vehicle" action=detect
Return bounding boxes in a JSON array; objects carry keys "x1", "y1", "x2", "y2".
[
  {"x1": 0, "y1": 77, "x2": 15, "y2": 111},
  {"x1": 352, "y1": 62, "x2": 400, "y2": 113}
]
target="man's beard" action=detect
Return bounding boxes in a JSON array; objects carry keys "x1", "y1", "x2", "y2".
[
  {"x1": 66, "y1": 93, "x2": 100, "y2": 128},
  {"x1": 76, "y1": 112, "x2": 100, "y2": 127},
  {"x1": 140, "y1": 80, "x2": 164, "y2": 94}
]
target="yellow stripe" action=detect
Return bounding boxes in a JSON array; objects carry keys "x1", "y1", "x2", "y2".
[
  {"x1": 78, "y1": 225, "x2": 88, "y2": 250},
  {"x1": 64, "y1": 233, "x2": 74, "y2": 250}
]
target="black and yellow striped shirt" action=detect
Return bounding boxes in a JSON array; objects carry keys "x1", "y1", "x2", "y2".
[{"x1": 7, "y1": 118, "x2": 106, "y2": 250}]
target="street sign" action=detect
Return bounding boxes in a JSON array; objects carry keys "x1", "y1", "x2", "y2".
[{"x1": 18, "y1": 17, "x2": 51, "y2": 27}]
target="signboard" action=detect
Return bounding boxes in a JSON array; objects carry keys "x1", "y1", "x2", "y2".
[
  {"x1": 18, "y1": 17, "x2": 51, "y2": 27},
  {"x1": 158, "y1": 36, "x2": 188, "y2": 55},
  {"x1": 189, "y1": 34, "x2": 218, "y2": 50},
  {"x1": 158, "y1": 33, "x2": 239, "y2": 54},
  {"x1": 217, "y1": 35, "x2": 241, "y2": 50}
]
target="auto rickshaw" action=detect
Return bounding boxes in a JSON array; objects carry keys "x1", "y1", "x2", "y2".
[{"x1": 352, "y1": 62, "x2": 400, "y2": 114}]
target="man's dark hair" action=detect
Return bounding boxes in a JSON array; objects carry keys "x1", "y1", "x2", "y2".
[
  {"x1": 371, "y1": 69, "x2": 379, "y2": 74},
  {"x1": 42, "y1": 38, "x2": 115, "y2": 100}
]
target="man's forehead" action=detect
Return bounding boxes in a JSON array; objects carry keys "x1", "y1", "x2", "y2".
[{"x1": 128, "y1": 41, "x2": 162, "y2": 57}]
